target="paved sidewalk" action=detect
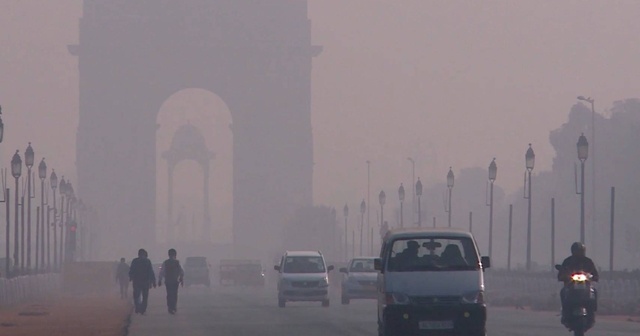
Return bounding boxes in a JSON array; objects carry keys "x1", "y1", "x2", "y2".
[{"x1": 0, "y1": 294, "x2": 131, "y2": 336}]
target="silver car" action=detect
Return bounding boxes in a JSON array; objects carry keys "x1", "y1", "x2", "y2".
[{"x1": 340, "y1": 257, "x2": 378, "y2": 304}]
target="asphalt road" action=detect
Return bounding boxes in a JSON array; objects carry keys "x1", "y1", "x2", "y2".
[{"x1": 128, "y1": 285, "x2": 640, "y2": 336}]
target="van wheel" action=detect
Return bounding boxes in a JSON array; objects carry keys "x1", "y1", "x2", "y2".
[
  {"x1": 278, "y1": 298, "x2": 286, "y2": 308},
  {"x1": 322, "y1": 299, "x2": 330, "y2": 307},
  {"x1": 341, "y1": 296, "x2": 350, "y2": 305}
]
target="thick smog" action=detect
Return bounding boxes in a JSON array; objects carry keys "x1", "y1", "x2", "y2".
[{"x1": 0, "y1": 1, "x2": 639, "y2": 336}]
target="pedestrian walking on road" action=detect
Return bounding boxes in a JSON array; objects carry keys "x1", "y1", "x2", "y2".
[
  {"x1": 116, "y1": 257, "x2": 130, "y2": 299},
  {"x1": 129, "y1": 248, "x2": 156, "y2": 315},
  {"x1": 158, "y1": 248, "x2": 184, "y2": 314}
]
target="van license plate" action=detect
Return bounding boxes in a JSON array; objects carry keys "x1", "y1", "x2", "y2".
[{"x1": 419, "y1": 320, "x2": 453, "y2": 330}]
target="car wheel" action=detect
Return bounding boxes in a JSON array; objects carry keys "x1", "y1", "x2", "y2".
[
  {"x1": 378, "y1": 319, "x2": 394, "y2": 336},
  {"x1": 341, "y1": 296, "x2": 350, "y2": 305},
  {"x1": 278, "y1": 298, "x2": 286, "y2": 308},
  {"x1": 322, "y1": 299, "x2": 330, "y2": 307}
]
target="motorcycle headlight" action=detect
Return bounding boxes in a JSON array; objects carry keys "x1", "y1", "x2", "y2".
[
  {"x1": 462, "y1": 290, "x2": 485, "y2": 304},
  {"x1": 571, "y1": 273, "x2": 588, "y2": 282},
  {"x1": 385, "y1": 292, "x2": 410, "y2": 305},
  {"x1": 319, "y1": 277, "x2": 329, "y2": 287}
]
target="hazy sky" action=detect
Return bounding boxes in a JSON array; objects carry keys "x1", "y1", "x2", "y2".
[{"x1": 1, "y1": 0, "x2": 639, "y2": 226}]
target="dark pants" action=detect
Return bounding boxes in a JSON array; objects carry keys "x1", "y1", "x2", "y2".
[
  {"x1": 118, "y1": 279, "x2": 129, "y2": 299},
  {"x1": 165, "y1": 282, "x2": 179, "y2": 311},
  {"x1": 133, "y1": 282, "x2": 150, "y2": 314}
]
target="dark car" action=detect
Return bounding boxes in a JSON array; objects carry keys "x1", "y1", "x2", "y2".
[{"x1": 184, "y1": 256, "x2": 211, "y2": 287}]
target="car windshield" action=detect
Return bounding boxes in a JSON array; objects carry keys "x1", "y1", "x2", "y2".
[
  {"x1": 349, "y1": 259, "x2": 376, "y2": 272},
  {"x1": 282, "y1": 256, "x2": 326, "y2": 273},
  {"x1": 386, "y1": 236, "x2": 479, "y2": 272},
  {"x1": 185, "y1": 257, "x2": 207, "y2": 267}
]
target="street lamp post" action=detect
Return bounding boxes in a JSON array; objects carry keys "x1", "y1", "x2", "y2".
[
  {"x1": 38, "y1": 158, "x2": 46, "y2": 272},
  {"x1": 407, "y1": 157, "x2": 415, "y2": 226},
  {"x1": 343, "y1": 203, "x2": 348, "y2": 261},
  {"x1": 359, "y1": 199, "x2": 365, "y2": 257},
  {"x1": 415, "y1": 178, "x2": 422, "y2": 227},
  {"x1": 379, "y1": 190, "x2": 386, "y2": 232},
  {"x1": 50, "y1": 170, "x2": 58, "y2": 270},
  {"x1": 366, "y1": 161, "x2": 370, "y2": 254},
  {"x1": 487, "y1": 159, "x2": 497, "y2": 259},
  {"x1": 577, "y1": 96, "x2": 596, "y2": 251},
  {"x1": 25, "y1": 143, "x2": 34, "y2": 272},
  {"x1": 576, "y1": 133, "x2": 589, "y2": 244},
  {"x1": 524, "y1": 144, "x2": 535, "y2": 271},
  {"x1": 398, "y1": 183, "x2": 405, "y2": 228},
  {"x1": 66, "y1": 182, "x2": 75, "y2": 262},
  {"x1": 11, "y1": 151, "x2": 22, "y2": 276},
  {"x1": 447, "y1": 168, "x2": 455, "y2": 228},
  {"x1": 0, "y1": 106, "x2": 4, "y2": 143},
  {"x1": 59, "y1": 177, "x2": 67, "y2": 266}
]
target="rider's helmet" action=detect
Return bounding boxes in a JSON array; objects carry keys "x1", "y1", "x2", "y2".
[
  {"x1": 168, "y1": 248, "x2": 177, "y2": 257},
  {"x1": 571, "y1": 242, "x2": 586, "y2": 257}
]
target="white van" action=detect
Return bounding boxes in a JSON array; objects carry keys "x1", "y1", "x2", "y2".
[
  {"x1": 274, "y1": 251, "x2": 334, "y2": 307},
  {"x1": 374, "y1": 228, "x2": 490, "y2": 336}
]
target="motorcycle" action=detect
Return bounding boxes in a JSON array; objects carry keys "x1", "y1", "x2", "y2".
[{"x1": 555, "y1": 265, "x2": 597, "y2": 336}]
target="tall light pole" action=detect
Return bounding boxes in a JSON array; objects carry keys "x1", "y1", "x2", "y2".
[
  {"x1": 343, "y1": 203, "x2": 348, "y2": 261},
  {"x1": 38, "y1": 158, "x2": 46, "y2": 272},
  {"x1": 0, "y1": 106, "x2": 4, "y2": 143},
  {"x1": 366, "y1": 161, "x2": 370, "y2": 254},
  {"x1": 446, "y1": 168, "x2": 454, "y2": 228},
  {"x1": 415, "y1": 178, "x2": 422, "y2": 227},
  {"x1": 11, "y1": 150, "x2": 22, "y2": 275},
  {"x1": 359, "y1": 199, "x2": 365, "y2": 256},
  {"x1": 407, "y1": 157, "x2": 415, "y2": 226},
  {"x1": 487, "y1": 159, "x2": 497, "y2": 259},
  {"x1": 398, "y1": 183, "x2": 405, "y2": 228},
  {"x1": 577, "y1": 96, "x2": 596, "y2": 251},
  {"x1": 25, "y1": 143, "x2": 34, "y2": 272},
  {"x1": 379, "y1": 190, "x2": 386, "y2": 235},
  {"x1": 66, "y1": 182, "x2": 75, "y2": 262},
  {"x1": 576, "y1": 133, "x2": 589, "y2": 244},
  {"x1": 59, "y1": 177, "x2": 67, "y2": 266},
  {"x1": 524, "y1": 144, "x2": 535, "y2": 271},
  {"x1": 50, "y1": 170, "x2": 58, "y2": 270}
]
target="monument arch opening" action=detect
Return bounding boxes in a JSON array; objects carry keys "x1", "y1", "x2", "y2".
[{"x1": 156, "y1": 88, "x2": 233, "y2": 246}]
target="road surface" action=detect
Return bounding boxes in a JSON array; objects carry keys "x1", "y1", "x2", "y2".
[{"x1": 128, "y1": 286, "x2": 640, "y2": 336}]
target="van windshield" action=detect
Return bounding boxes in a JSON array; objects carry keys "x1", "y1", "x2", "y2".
[
  {"x1": 386, "y1": 236, "x2": 479, "y2": 272},
  {"x1": 282, "y1": 256, "x2": 326, "y2": 274}
]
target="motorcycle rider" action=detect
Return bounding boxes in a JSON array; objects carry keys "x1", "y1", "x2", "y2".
[{"x1": 557, "y1": 242, "x2": 599, "y2": 325}]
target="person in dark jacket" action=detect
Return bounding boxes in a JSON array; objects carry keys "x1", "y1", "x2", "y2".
[
  {"x1": 557, "y1": 242, "x2": 599, "y2": 325},
  {"x1": 115, "y1": 258, "x2": 130, "y2": 299},
  {"x1": 158, "y1": 248, "x2": 184, "y2": 314},
  {"x1": 129, "y1": 248, "x2": 156, "y2": 315}
]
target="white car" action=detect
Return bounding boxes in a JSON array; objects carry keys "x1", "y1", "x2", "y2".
[
  {"x1": 340, "y1": 257, "x2": 378, "y2": 304},
  {"x1": 375, "y1": 228, "x2": 490, "y2": 336},
  {"x1": 274, "y1": 251, "x2": 334, "y2": 307}
]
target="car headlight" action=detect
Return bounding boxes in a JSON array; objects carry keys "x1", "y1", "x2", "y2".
[
  {"x1": 385, "y1": 292, "x2": 410, "y2": 305},
  {"x1": 461, "y1": 290, "x2": 485, "y2": 304},
  {"x1": 319, "y1": 277, "x2": 329, "y2": 287}
]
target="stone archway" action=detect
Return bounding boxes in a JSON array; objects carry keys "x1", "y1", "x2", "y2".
[
  {"x1": 163, "y1": 123, "x2": 214, "y2": 242},
  {"x1": 72, "y1": 1, "x2": 321, "y2": 259}
]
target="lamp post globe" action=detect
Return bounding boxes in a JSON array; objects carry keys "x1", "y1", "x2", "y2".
[
  {"x1": 398, "y1": 183, "x2": 405, "y2": 202},
  {"x1": 577, "y1": 133, "x2": 589, "y2": 162},
  {"x1": 379, "y1": 190, "x2": 386, "y2": 206},
  {"x1": 0, "y1": 106, "x2": 4, "y2": 143},
  {"x1": 447, "y1": 167, "x2": 455, "y2": 188},
  {"x1": 11, "y1": 150, "x2": 22, "y2": 178},
  {"x1": 415, "y1": 179, "x2": 422, "y2": 197},
  {"x1": 59, "y1": 177, "x2": 67, "y2": 196},
  {"x1": 50, "y1": 170, "x2": 58, "y2": 190},
  {"x1": 38, "y1": 158, "x2": 47, "y2": 180},
  {"x1": 488, "y1": 158, "x2": 497, "y2": 182},
  {"x1": 525, "y1": 144, "x2": 535, "y2": 171},
  {"x1": 25, "y1": 143, "x2": 34, "y2": 169}
]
